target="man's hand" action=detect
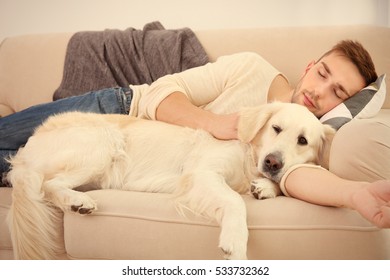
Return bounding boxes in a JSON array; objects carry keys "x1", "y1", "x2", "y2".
[
  {"x1": 206, "y1": 112, "x2": 239, "y2": 140},
  {"x1": 351, "y1": 180, "x2": 390, "y2": 228}
]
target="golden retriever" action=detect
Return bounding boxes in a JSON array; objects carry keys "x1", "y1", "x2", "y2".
[{"x1": 7, "y1": 102, "x2": 334, "y2": 260}]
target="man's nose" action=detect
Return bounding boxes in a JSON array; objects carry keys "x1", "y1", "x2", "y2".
[
  {"x1": 314, "y1": 82, "x2": 331, "y2": 99},
  {"x1": 313, "y1": 78, "x2": 334, "y2": 100}
]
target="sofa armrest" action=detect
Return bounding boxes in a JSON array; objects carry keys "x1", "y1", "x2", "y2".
[{"x1": 329, "y1": 109, "x2": 390, "y2": 181}]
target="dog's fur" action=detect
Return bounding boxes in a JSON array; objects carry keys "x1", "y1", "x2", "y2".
[{"x1": 7, "y1": 102, "x2": 335, "y2": 259}]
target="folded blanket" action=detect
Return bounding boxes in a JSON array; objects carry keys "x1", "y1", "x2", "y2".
[{"x1": 53, "y1": 21, "x2": 209, "y2": 100}]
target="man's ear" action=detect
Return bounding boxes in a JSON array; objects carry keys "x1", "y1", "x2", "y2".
[
  {"x1": 316, "y1": 124, "x2": 336, "y2": 169},
  {"x1": 302, "y1": 60, "x2": 316, "y2": 77},
  {"x1": 238, "y1": 102, "x2": 283, "y2": 143}
]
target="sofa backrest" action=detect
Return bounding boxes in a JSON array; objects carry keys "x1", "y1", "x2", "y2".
[
  {"x1": 0, "y1": 26, "x2": 389, "y2": 117},
  {"x1": 196, "y1": 25, "x2": 390, "y2": 108},
  {"x1": 0, "y1": 33, "x2": 73, "y2": 115}
]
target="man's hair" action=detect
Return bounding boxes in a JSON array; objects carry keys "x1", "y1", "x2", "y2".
[{"x1": 319, "y1": 40, "x2": 378, "y2": 86}]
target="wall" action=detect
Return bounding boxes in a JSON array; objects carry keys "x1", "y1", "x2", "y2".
[{"x1": 0, "y1": 0, "x2": 389, "y2": 40}]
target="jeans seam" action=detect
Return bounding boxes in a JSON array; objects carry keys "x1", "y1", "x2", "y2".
[
  {"x1": 115, "y1": 87, "x2": 132, "y2": 115},
  {"x1": 123, "y1": 88, "x2": 132, "y2": 115}
]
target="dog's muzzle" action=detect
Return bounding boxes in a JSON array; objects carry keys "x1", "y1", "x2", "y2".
[{"x1": 262, "y1": 152, "x2": 284, "y2": 179}]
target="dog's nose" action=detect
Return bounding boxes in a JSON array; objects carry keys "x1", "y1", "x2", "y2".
[{"x1": 263, "y1": 153, "x2": 283, "y2": 174}]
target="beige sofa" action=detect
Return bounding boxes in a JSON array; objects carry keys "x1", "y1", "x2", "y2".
[{"x1": 0, "y1": 25, "x2": 389, "y2": 260}]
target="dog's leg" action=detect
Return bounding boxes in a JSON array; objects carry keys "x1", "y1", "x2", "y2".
[
  {"x1": 43, "y1": 174, "x2": 98, "y2": 214},
  {"x1": 250, "y1": 178, "x2": 281, "y2": 199},
  {"x1": 175, "y1": 171, "x2": 248, "y2": 260}
]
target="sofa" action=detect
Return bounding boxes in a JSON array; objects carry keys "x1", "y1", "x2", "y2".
[{"x1": 0, "y1": 25, "x2": 389, "y2": 260}]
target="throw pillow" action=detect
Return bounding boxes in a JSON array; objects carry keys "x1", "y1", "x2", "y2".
[{"x1": 320, "y1": 74, "x2": 387, "y2": 130}]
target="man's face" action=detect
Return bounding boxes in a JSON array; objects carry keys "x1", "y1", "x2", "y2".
[{"x1": 291, "y1": 52, "x2": 366, "y2": 117}]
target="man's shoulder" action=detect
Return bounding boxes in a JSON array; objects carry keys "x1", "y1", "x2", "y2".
[
  {"x1": 216, "y1": 52, "x2": 273, "y2": 70},
  {"x1": 220, "y1": 51, "x2": 265, "y2": 61}
]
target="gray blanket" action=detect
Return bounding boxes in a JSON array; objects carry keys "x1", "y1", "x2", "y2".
[{"x1": 53, "y1": 22, "x2": 209, "y2": 100}]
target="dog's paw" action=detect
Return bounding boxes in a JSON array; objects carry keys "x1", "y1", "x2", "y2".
[
  {"x1": 67, "y1": 192, "x2": 97, "y2": 215},
  {"x1": 250, "y1": 178, "x2": 281, "y2": 199},
  {"x1": 70, "y1": 203, "x2": 96, "y2": 215},
  {"x1": 219, "y1": 245, "x2": 247, "y2": 260},
  {"x1": 218, "y1": 227, "x2": 248, "y2": 260}
]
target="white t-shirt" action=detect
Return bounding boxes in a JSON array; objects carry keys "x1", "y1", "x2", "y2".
[{"x1": 129, "y1": 52, "x2": 282, "y2": 119}]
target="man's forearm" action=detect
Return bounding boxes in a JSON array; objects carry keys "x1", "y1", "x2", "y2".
[{"x1": 156, "y1": 92, "x2": 239, "y2": 140}]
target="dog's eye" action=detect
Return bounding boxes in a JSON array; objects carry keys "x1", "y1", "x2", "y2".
[
  {"x1": 272, "y1": 125, "x2": 282, "y2": 134},
  {"x1": 298, "y1": 136, "x2": 308, "y2": 145}
]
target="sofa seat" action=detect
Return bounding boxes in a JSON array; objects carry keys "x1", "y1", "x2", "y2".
[{"x1": 1, "y1": 186, "x2": 389, "y2": 259}]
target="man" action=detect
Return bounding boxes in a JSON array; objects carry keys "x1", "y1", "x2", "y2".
[
  {"x1": 150, "y1": 40, "x2": 389, "y2": 228},
  {"x1": 1, "y1": 40, "x2": 389, "y2": 227}
]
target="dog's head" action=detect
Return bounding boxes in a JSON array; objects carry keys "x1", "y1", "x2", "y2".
[{"x1": 238, "y1": 102, "x2": 335, "y2": 183}]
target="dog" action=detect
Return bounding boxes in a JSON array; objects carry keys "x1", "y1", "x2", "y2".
[{"x1": 7, "y1": 102, "x2": 334, "y2": 260}]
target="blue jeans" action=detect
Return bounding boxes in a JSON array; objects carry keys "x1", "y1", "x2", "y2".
[{"x1": 0, "y1": 87, "x2": 133, "y2": 174}]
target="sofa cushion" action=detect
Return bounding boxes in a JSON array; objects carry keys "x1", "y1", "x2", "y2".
[
  {"x1": 63, "y1": 189, "x2": 390, "y2": 260},
  {"x1": 320, "y1": 75, "x2": 387, "y2": 129},
  {"x1": 2, "y1": 186, "x2": 390, "y2": 260}
]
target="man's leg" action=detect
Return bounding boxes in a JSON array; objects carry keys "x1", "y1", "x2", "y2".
[{"x1": 0, "y1": 87, "x2": 132, "y2": 174}]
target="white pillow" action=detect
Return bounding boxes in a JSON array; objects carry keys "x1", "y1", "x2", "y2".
[{"x1": 320, "y1": 74, "x2": 387, "y2": 130}]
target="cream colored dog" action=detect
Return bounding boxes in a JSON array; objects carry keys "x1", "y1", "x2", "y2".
[{"x1": 7, "y1": 102, "x2": 334, "y2": 260}]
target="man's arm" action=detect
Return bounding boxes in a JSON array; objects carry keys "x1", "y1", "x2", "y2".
[
  {"x1": 155, "y1": 91, "x2": 239, "y2": 140},
  {"x1": 284, "y1": 166, "x2": 390, "y2": 228}
]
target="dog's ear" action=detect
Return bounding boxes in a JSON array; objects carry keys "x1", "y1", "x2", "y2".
[
  {"x1": 238, "y1": 102, "x2": 283, "y2": 143},
  {"x1": 316, "y1": 124, "x2": 336, "y2": 169}
]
